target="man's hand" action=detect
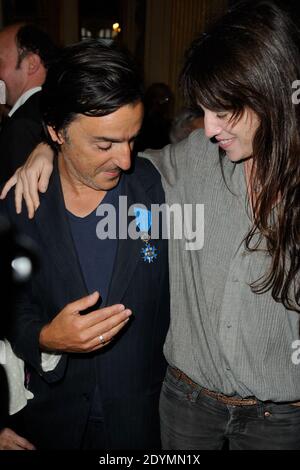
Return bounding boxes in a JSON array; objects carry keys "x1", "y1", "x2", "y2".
[
  {"x1": 0, "y1": 142, "x2": 54, "y2": 218},
  {"x1": 0, "y1": 428, "x2": 36, "y2": 450},
  {"x1": 39, "y1": 291, "x2": 132, "y2": 353}
]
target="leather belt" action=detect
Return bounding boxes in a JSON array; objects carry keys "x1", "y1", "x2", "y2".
[{"x1": 169, "y1": 367, "x2": 258, "y2": 406}]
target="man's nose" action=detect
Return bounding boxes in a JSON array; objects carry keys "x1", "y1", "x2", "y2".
[
  {"x1": 204, "y1": 112, "x2": 222, "y2": 139},
  {"x1": 116, "y1": 143, "x2": 132, "y2": 171}
]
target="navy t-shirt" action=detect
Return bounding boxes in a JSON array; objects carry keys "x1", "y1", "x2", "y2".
[{"x1": 67, "y1": 179, "x2": 123, "y2": 307}]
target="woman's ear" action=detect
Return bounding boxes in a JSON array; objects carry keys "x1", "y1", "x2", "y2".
[{"x1": 47, "y1": 126, "x2": 64, "y2": 144}]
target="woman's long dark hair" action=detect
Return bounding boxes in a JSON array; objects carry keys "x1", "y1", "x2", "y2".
[{"x1": 181, "y1": 1, "x2": 300, "y2": 312}]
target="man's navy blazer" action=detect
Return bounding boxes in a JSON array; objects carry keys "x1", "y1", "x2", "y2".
[
  {"x1": 1, "y1": 156, "x2": 170, "y2": 449},
  {"x1": 0, "y1": 92, "x2": 43, "y2": 184}
]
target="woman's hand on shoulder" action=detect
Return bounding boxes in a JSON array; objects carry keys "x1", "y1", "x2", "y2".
[{"x1": 0, "y1": 142, "x2": 55, "y2": 219}]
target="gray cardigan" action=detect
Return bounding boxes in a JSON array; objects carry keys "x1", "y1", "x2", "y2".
[{"x1": 141, "y1": 129, "x2": 300, "y2": 402}]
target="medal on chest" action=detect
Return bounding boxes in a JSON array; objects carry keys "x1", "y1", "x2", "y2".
[{"x1": 133, "y1": 207, "x2": 158, "y2": 263}]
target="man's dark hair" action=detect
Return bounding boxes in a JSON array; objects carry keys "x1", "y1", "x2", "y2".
[
  {"x1": 15, "y1": 24, "x2": 58, "y2": 69},
  {"x1": 41, "y1": 39, "x2": 144, "y2": 136}
]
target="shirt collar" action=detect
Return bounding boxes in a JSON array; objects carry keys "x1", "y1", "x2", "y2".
[{"x1": 8, "y1": 87, "x2": 42, "y2": 117}]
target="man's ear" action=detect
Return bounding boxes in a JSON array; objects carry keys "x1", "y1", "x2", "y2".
[
  {"x1": 26, "y1": 52, "x2": 42, "y2": 75},
  {"x1": 47, "y1": 126, "x2": 64, "y2": 144}
]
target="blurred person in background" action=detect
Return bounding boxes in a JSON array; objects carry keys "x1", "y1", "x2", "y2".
[
  {"x1": 169, "y1": 107, "x2": 204, "y2": 144},
  {"x1": 135, "y1": 82, "x2": 174, "y2": 151},
  {"x1": 0, "y1": 23, "x2": 58, "y2": 183},
  {"x1": 0, "y1": 217, "x2": 36, "y2": 450}
]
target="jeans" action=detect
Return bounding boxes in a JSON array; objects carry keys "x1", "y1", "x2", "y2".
[{"x1": 160, "y1": 366, "x2": 300, "y2": 450}]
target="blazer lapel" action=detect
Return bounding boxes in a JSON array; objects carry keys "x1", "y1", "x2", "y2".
[
  {"x1": 34, "y1": 158, "x2": 88, "y2": 300},
  {"x1": 106, "y1": 172, "x2": 153, "y2": 306}
]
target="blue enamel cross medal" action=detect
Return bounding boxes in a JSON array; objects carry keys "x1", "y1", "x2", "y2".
[
  {"x1": 133, "y1": 207, "x2": 158, "y2": 263},
  {"x1": 140, "y1": 232, "x2": 158, "y2": 263}
]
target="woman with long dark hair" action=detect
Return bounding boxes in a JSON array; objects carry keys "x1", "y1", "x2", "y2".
[
  {"x1": 1, "y1": 0, "x2": 300, "y2": 450},
  {"x1": 155, "y1": 0, "x2": 300, "y2": 449},
  {"x1": 181, "y1": 0, "x2": 300, "y2": 313}
]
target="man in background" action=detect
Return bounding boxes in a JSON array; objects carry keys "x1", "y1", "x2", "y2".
[{"x1": 0, "y1": 23, "x2": 57, "y2": 182}]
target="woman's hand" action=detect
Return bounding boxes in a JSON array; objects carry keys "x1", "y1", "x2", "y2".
[{"x1": 0, "y1": 142, "x2": 55, "y2": 219}]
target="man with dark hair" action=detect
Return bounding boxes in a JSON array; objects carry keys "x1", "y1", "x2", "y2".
[
  {"x1": 1, "y1": 40, "x2": 169, "y2": 449},
  {"x1": 0, "y1": 23, "x2": 57, "y2": 182}
]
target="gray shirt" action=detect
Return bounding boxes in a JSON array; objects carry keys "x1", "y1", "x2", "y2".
[{"x1": 141, "y1": 129, "x2": 300, "y2": 402}]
